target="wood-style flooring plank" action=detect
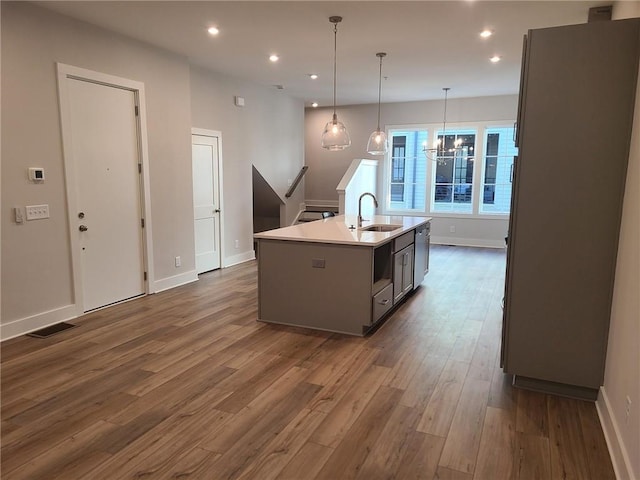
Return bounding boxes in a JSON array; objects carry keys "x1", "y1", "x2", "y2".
[
  {"x1": 309, "y1": 363, "x2": 390, "y2": 448},
  {"x1": 516, "y1": 389, "x2": 549, "y2": 437},
  {"x1": 547, "y1": 395, "x2": 591, "y2": 480},
  {"x1": 473, "y1": 406, "x2": 515, "y2": 480},
  {"x1": 438, "y1": 378, "x2": 491, "y2": 474},
  {"x1": 280, "y1": 441, "x2": 334, "y2": 480},
  {"x1": 314, "y1": 386, "x2": 404, "y2": 479},
  {"x1": 416, "y1": 358, "x2": 470, "y2": 436},
  {"x1": 354, "y1": 403, "x2": 422, "y2": 479},
  {"x1": 393, "y1": 431, "x2": 445, "y2": 480},
  {"x1": 513, "y1": 431, "x2": 551, "y2": 480},
  {"x1": 577, "y1": 399, "x2": 616, "y2": 480}
]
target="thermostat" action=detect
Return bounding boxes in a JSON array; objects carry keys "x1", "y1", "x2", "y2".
[{"x1": 29, "y1": 167, "x2": 45, "y2": 182}]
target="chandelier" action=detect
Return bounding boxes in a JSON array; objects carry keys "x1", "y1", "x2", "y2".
[{"x1": 423, "y1": 87, "x2": 463, "y2": 164}]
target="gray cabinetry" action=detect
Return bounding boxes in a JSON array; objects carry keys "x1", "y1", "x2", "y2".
[
  {"x1": 502, "y1": 19, "x2": 640, "y2": 399},
  {"x1": 414, "y1": 222, "x2": 430, "y2": 288},
  {"x1": 393, "y1": 231, "x2": 415, "y2": 303}
]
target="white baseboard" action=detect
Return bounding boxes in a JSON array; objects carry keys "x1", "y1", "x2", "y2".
[
  {"x1": 223, "y1": 250, "x2": 256, "y2": 268},
  {"x1": 431, "y1": 236, "x2": 506, "y2": 249},
  {"x1": 597, "y1": 386, "x2": 637, "y2": 480},
  {"x1": 152, "y1": 269, "x2": 198, "y2": 293},
  {"x1": 1, "y1": 304, "x2": 77, "y2": 341}
]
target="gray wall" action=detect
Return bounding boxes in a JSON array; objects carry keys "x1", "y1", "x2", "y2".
[
  {"x1": 1, "y1": 2, "x2": 304, "y2": 337},
  {"x1": 189, "y1": 65, "x2": 304, "y2": 241},
  {"x1": 305, "y1": 95, "x2": 518, "y2": 247},
  {"x1": 2, "y1": 2, "x2": 192, "y2": 327}
]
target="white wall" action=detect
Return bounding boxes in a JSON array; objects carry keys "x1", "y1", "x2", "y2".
[
  {"x1": 305, "y1": 95, "x2": 518, "y2": 247},
  {"x1": 1, "y1": 3, "x2": 305, "y2": 339},
  {"x1": 189, "y1": 65, "x2": 305, "y2": 254},
  {"x1": 598, "y1": 5, "x2": 640, "y2": 480},
  {"x1": 337, "y1": 159, "x2": 378, "y2": 216}
]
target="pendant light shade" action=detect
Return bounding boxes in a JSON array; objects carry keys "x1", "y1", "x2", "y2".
[
  {"x1": 367, "y1": 52, "x2": 388, "y2": 155},
  {"x1": 321, "y1": 16, "x2": 351, "y2": 151},
  {"x1": 322, "y1": 114, "x2": 351, "y2": 151}
]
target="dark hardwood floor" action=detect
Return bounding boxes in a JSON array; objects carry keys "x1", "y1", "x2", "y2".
[{"x1": 1, "y1": 245, "x2": 614, "y2": 479}]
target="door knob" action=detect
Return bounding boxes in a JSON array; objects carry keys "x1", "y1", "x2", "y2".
[
  {"x1": 79, "y1": 225, "x2": 88, "y2": 232},
  {"x1": 78, "y1": 212, "x2": 85, "y2": 219},
  {"x1": 214, "y1": 209, "x2": 221, "y2": 213}
]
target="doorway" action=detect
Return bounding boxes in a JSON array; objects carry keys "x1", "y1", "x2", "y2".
[
  {"x1": 57, "y1": 64, "x2": 153, "y2": 314},
  {"x1": 192, "y1": 129, "x2": 222, "y2": 274}
]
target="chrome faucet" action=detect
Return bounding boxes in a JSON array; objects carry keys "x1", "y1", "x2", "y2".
[{"x1": 358, "y1": 192, "x2": 378, "y2": 228}]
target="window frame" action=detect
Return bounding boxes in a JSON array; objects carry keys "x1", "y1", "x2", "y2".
[{"x1": 382, "y1": 121, "x2": 516, "y2": 219}]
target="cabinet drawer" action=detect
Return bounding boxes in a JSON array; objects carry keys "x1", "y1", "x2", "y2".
[
  {"x1": 394, "y1": 231, "x2": 414, "y2": 252},
  {"x1": 372, "y1": 283, "x2": 393, "y2": 323}
]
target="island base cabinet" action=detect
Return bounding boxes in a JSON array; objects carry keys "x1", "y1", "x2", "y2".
[
  {"x1": 372, "y1": 283, "x2": 393, "y2": 323},
  {"x1": 393, "y1": 245, "x2": 414, "y2": 304},
  {"x1": 413, "y1": 223, "x2": 430, "y2": 288},
  {"x1": 257, "y1": 239, "x2": 374, "y2": 336}
]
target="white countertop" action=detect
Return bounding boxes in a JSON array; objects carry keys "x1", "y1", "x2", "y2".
[{"x1": 253, "y1": 214, "x2": 431, "y2": 247}]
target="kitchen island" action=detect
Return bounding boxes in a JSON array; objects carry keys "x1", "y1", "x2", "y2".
[{"x1": 254, "y1": 214, "x2": 431, "y2": 336}]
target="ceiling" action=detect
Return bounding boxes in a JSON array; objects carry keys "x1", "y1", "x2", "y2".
[{"x1": 36, "y1": 1, "x2": 605, "y2": 106}]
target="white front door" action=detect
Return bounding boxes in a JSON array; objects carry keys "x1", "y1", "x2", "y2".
[
  {"x1": 192, "y1": 133, "x2": 221, "y2": 273},
  {"x1": 67, "y1": 78, "x2": 145, "y2": 311}
]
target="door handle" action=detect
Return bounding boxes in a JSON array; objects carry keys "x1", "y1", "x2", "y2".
[
  {"x1": 214, "y1": 209, "x2": 221, "y2": 213},
  {"x1": 79, "y1": 225, "x2": 88, "y2": 232}
]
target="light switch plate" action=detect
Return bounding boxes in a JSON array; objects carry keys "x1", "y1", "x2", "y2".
[
  {"x1": 25, "y1": 204, "x2": 50, "y2": 220},
  {"x1": 14, "y1": 207, "x2": 24, "y2": 224}
]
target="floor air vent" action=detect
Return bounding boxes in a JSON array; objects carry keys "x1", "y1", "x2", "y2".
[{"x1": 27, "y1": 322, "x2": 77, "y2": 338}]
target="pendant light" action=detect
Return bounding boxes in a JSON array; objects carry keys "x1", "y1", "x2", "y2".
[
  {"x1": 423, "y1": 87, "x2": 463, "y2": 164},
  {"x1": 321, "y1": 16, "x2": 351, "y2": 151},
  {"x1": 366, "y1": 52, "x2": 388, "y2": 155}
]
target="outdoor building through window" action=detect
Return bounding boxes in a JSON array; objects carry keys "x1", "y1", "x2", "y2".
[
  {"x1": 432, "y1": 130, "x2": 476, "y2": 214},
  {"x1": 388, "y1": 129, "x2": 427, "y2": 211},
  {"x1": 481, "y1": 127, "x2": 518, "y2": 214}
]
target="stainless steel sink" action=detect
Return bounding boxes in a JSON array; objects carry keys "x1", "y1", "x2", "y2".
[{"x1": 360, "y1": 224, "x2": 402, "y2": 232}]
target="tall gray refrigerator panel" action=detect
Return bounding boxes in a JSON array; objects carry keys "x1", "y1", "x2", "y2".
[{"x1": 501, "y1": 19, "x2": 640, "y2": 400}]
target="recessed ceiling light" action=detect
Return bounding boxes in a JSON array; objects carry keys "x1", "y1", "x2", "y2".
[
  {"x1": 480, "y1": 29, "x2": 492, "y2": 38},
  {"x1": 490, "y1": 55, "x2": 501, "y2": 63},
  {"x1": 309, "y1": 74, "x2": 318, "y2": 80},
  {"x1": 207, "y1": 26, "x2": 220, "y2": 36},
  {"x1": 311, "y1": 102, "x2": 319, "y2": 108},
  {"x1": 269, "y1": 54, "x2": 279, "y2": 62}
]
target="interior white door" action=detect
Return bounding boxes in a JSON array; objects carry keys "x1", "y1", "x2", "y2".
[
  {"x1": 192, "y1": 134, "x2": 221, "y2": 273},
  {"x1": 67, "y1": 78, "x2": 145, "y2": 311}
]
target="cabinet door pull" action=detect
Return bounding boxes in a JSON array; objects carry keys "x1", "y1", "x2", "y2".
[{"x1": 379, "y1": 299, "x2": 390, "y2": 305}]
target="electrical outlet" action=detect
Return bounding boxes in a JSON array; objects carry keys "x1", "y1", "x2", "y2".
[
  {"x1": 449, "y1": 225, "x2": 456, "y2": 233},
  {"x1": 175, "y1": 256, "x2": 181, "y2": 267},
  {"x1": 234, "y1": 239, "x2": 240, "y2": 249},
  {"x1": 25, "y1": 204, "x2": 50, "y2": 220}
]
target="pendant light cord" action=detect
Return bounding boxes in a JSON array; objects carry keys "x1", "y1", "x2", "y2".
[
  {"x1": 376, "y1": 55, "x2": 383, "y2": 131},
  {"x1": 442, "y1": 87, "x2": 450, "y2": 153},
  {"x1": 332, "y1": 22, "x2": 338, "y2": 118}
]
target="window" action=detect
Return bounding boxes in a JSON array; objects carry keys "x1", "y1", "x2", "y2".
[
  {"x1": 431, "y1": 130, "x2": 476, "y2": 214},
  {"x1": 481, "y1": 127, "x2": 517, "y2": 214},
  {"x1": 385, "y1": 122, "x2": 516, "y2": 216},
  {"x1": 390, "y1": 137, "x2": 406, "y2": 202},
  {"x1": 388, "y1": 129, "x2": 427, "y2": 211}
]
